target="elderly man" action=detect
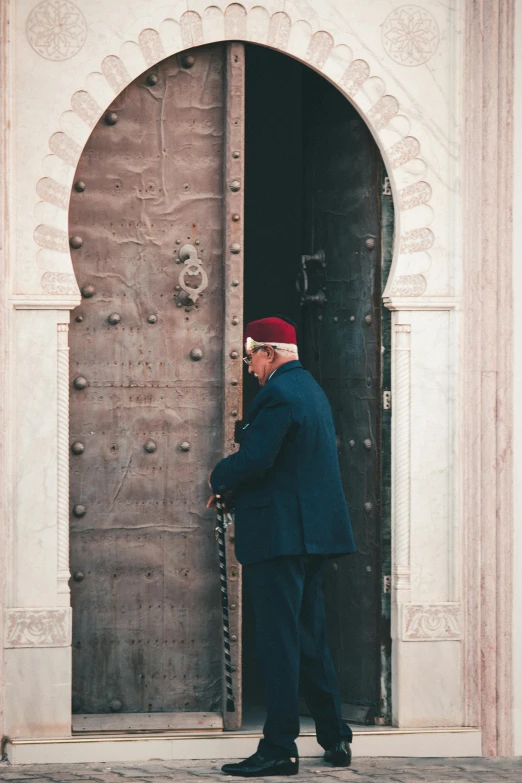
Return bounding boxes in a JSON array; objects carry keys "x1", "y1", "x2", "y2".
[{"x1": 208, "y1": 317, "x2": 355, "y2": 777}]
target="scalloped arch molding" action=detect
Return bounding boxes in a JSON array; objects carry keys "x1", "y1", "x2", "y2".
[{"x1": 35, "y1": 2, "x2": 434, "y2": 299}]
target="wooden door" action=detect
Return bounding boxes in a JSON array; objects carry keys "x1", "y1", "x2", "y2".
[
  {"x1": 68, "y1": 44, "x2": 244, "y2": 730},
  {"x1": 300, "y1": 68, "x2": 385, "y2": 720}
]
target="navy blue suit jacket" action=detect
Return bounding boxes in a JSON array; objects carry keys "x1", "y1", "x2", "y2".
[{"x1": 210, "y1": 361, "x2": 356, "y2": 565}]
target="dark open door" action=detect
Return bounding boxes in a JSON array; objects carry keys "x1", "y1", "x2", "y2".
[
  {"x1": 242, "y1": 46, "x2": 390, "y2": 722},
  {"x1": 68, "y1": 44, "x2": 244, "y2": 731},
  {"x1": 300, "y1": 68, "x2": 385, "y2": 721}
]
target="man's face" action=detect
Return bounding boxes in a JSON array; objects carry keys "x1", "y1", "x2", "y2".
[{"x1": 246, "y1": 346, "x2": 274, "y2": 387}]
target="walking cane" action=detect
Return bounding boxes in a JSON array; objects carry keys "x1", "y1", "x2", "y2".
[{"x1": 215, "y1": 496, "x2": 235, "y2": 713}]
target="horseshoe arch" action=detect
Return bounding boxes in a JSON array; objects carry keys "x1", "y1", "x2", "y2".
[{"x1": 34, "y1": 3, "x2": 435, "y2": 302}]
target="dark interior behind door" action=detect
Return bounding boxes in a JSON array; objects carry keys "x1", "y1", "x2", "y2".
[{"x1": 243, "y1": 45, "x2": 387, "y2": 720}]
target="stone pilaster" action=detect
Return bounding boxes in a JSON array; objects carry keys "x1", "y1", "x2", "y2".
[{"x1": 463, "y1": 0, "x2": 515, "y2": 757}]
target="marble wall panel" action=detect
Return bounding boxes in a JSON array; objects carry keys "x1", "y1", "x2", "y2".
[
  {"x1": 4, "y1": 647, "x2": 71, "y2": 738},
  {"x1": 13, "y1": 310, "x2": 59, "y2": 607},
  {"x1": 409, "y1": 310, "x2": 455, "y2": 603},
  {"x1": 393, "y1": 640, "x2": 462, "y2": 727}
]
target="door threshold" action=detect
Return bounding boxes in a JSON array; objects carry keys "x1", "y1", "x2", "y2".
[
  {"x1": 72, "y1": 728, "x2": 224, "y2": 736},
  {"x1": 72, "y1": 712, "x2": 223, "y2": 733},
  {"x1": 7, "y1": 726, "x2": 482, "y2": 765}
]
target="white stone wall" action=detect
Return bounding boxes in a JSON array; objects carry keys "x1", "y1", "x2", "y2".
[
  {"x1": 14, "y1": 0, "x2": 454, "y2": 300},
  {"x1": 1, "y1": 0, "x2": 513, "y2": 753}
]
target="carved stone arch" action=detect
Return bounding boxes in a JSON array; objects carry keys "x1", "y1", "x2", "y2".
[{"x1": 35, "y1": 2, "x2": 434, "y2": 301}]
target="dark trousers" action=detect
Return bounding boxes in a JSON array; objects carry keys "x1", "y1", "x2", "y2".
[{"x1": 243, "y1": 555, "x2": 352, "y2": 759}]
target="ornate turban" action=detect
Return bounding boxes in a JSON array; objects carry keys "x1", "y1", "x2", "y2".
[{"x1": 244, "y1": 317, "x2": 298, "y2": 357}]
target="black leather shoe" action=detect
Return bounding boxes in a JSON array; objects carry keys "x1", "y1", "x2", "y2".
[
  {"x1": 324, "y1": 740, "x2": 352, "y2": 767},
  {"x1": 221, "y1": 752, "x2": 299, "y2": 777}
]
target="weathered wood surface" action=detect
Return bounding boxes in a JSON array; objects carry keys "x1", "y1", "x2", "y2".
[
  {"x1": 72, "y1": 712, "x2": 223, "y2": 733},
  {"x1": 69, "y1": 46, "x2": 227, "y2": 717}
]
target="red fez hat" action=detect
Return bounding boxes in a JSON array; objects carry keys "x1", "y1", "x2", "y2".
[{"x1": 244, "y1": 317, "x2": 297, "y2": 353}]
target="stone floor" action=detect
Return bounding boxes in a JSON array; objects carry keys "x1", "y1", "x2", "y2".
[{"x1": 1, "y1": 758, "x2": 522, "y2": 783}]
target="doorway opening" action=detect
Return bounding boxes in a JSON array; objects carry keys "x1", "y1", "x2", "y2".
[
  {"x1": 242, "y1": 44, "x2": 393, "y2": 726},
  {"x1": 67, "y1": 40, "x2": 392, "y2": 732}
]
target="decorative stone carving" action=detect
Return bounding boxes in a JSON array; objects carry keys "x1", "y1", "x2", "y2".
[
  {"x1": 382, "y1": 5, "x2": 440, "y2": 67},
  {"x1": 49, "y1": 131, "x2": 81, "y2": 166},
  {"x1": 101, "y1": 55, "x2": 130, "y2": 93},
  {"x1": 388, "y1": 136, "x2": 421, "y2": 169},
  {"x1": 339, "y1": 59, "x2": 370, "y2": 97},
  {"x1": 402, "y1": 603, "x2": 462, "y2": 641},
  {"x1": 36, "y1": 2, "x2": 436, "y2": 304},
  {"x1": 34, "y1": 224, "x2": 69, "y2": 253},
  {"x1": 400, "y1": 227, "x2": 434, "y2": 253},
  {"x1": 390, "y1": 274, "x2": 427, "y2": 297},
  {"x1": 225, "y1": 3, "x2": 247, "y2": 40},
  {"x1": 41, "y1": 271, "x2": 78, "y2": 295},
  {"x1": 305, "y1": 31, "x2": 334, "y2": 69},
  {"x1": 70, "y1": 91, "x2": 100, "y2": 128},
  {"x1": 180, "y1": 10, "x2": 204, "y2": 48},
  {"x1": 367, "y1": 95, "x2": 399, "y2": 131},
  {"x1": 36, "y1": 177, "x2": 69, "y2": 210},
  {"x1": 267, "y1": 12, "x2": 291, "y2": 50},
  {"x1": 26, "y1": 0, "x2": 87, "y2": 61},
  {"x1": 5, "y1": 608, "x2": 72, "y2": 647},
  {"x1": 139, "y1": 29, "x2": 165, "y2": 67},
  {"x1": 399, "y1": 181, "x2": 432, "y2": 210},
  {"x1": 247, "y1": 6, "x2": 270, "y2": 44}
]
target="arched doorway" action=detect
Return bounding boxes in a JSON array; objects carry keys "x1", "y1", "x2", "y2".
[
  {"x1": 68, "y1": 42, "x2": 392, "y2": 732},
  {"x1": 242, "y1": 45, "x2": 393, "y2": 728}
]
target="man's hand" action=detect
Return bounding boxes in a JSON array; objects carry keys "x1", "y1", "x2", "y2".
[
  {"x1": 207, "y1": 471, "x2": 220, "y2": 508},
  {"x1": 206, "y1": 492, "x2": 232, "y2": 511},
  {"x1": 206, "y1": 493, "x2": 219, "y2": 510}
]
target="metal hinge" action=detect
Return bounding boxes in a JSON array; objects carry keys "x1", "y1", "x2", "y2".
[
  {"x1": 383, "y1": 575, "x2": 391, "y2": 594},
  {"x1": 383, "y1": 390, "x2": 391, "y2": 410},
  {"x1": 382, "y1": 177, "x2": 392, "y2": 196}
]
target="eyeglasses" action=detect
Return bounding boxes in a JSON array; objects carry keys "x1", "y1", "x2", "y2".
[
  {"x1": 243, "y1": 347, "x2": 263, "y2": 365},
  {"x1": 243, "y1": 345, "x2": 277, "y2": 365}
]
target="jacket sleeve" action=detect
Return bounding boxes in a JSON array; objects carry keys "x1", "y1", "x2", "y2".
[{"x1": 210, "y1": 392, "x2": 292, "y2": 493}]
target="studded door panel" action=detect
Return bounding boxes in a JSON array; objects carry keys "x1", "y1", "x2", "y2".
[
  {"x1": 301, "y1": 68, "x2": 383, "y2": 714},
  {"x1": 69, "y1": 47, "x2": 230, "y2": 716}
]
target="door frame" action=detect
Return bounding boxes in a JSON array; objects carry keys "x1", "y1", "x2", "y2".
[
  {"x1": 30, "y1": 20, "x2": 452, "y2": 730},
  {"x1": 2, "y1": 0, "x2": 513, "y2": 754}
]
